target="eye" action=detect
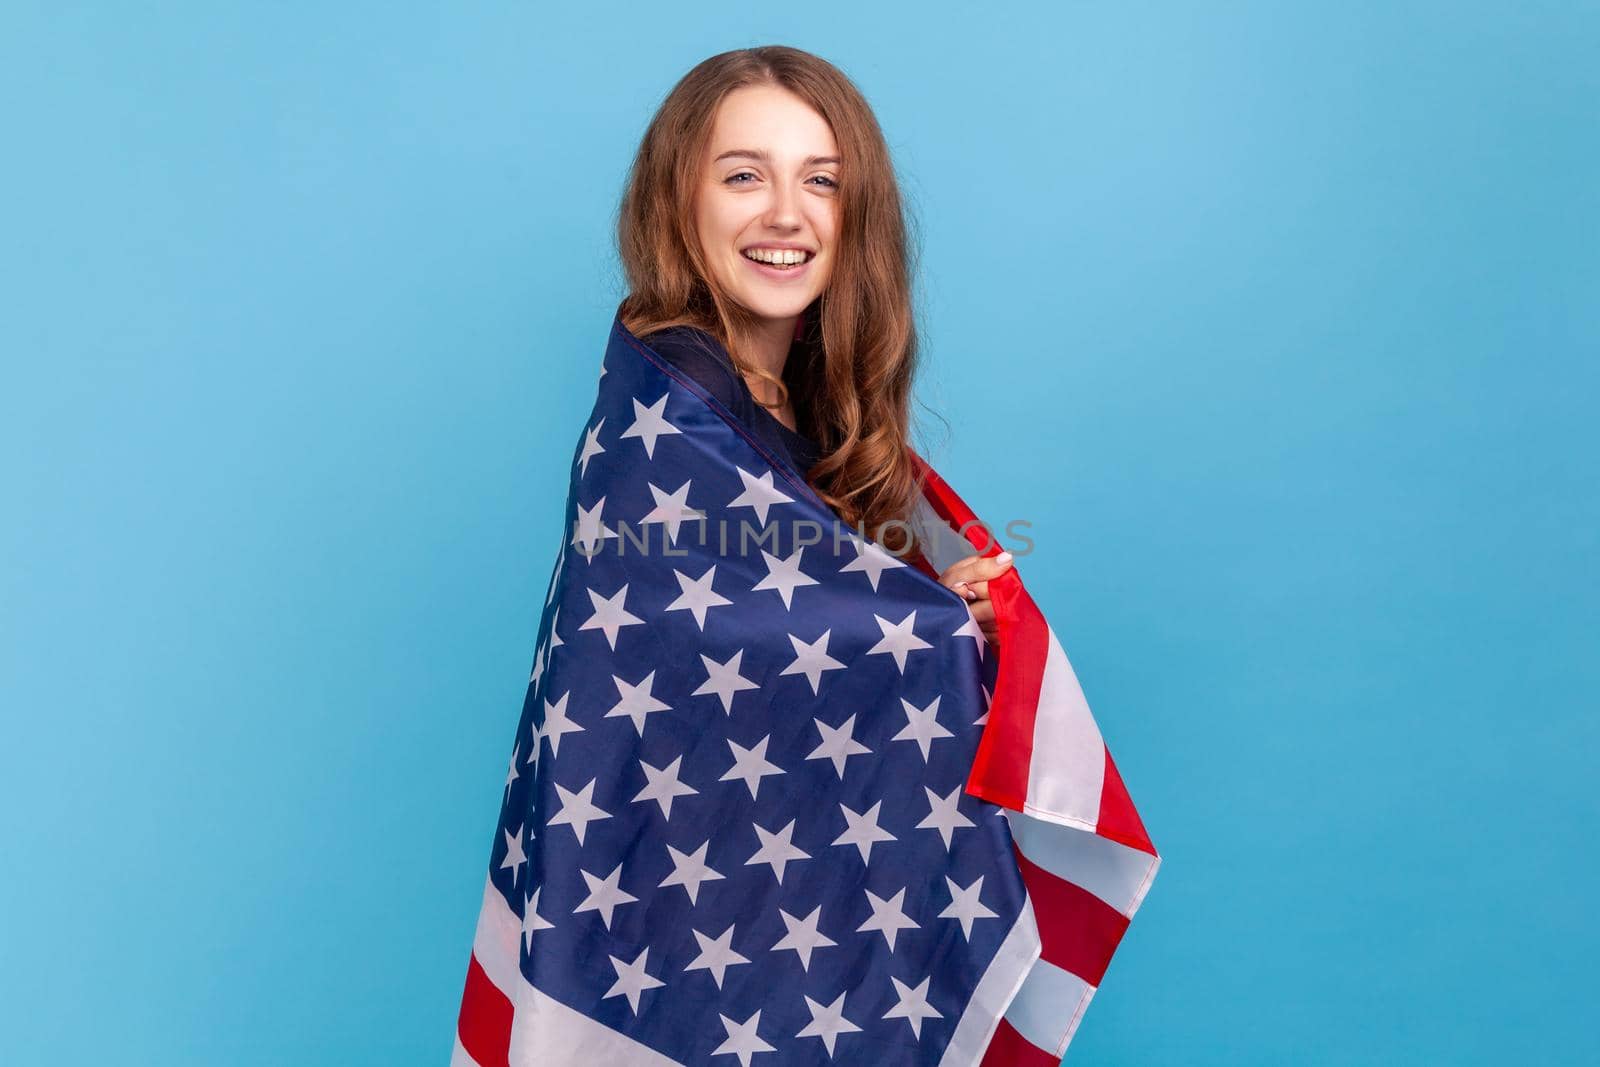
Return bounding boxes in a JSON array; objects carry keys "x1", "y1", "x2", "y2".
[
  {"x1": 725, "y1": 171, "x2": 758, "y2": 185},
  {"x1": 809, "y1": 175, "x2": 839, "y2": 189}
]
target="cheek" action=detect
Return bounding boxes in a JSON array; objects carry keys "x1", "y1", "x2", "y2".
[
  {"x1": 814, "y1": 206, "x2": 841, "y2": 251},
  {"x1": 693, "y1": 191, "x2": 730, "y2": 251},
  {"x1": 700, "y1": 192, "x2": 746, "y2": 243}
]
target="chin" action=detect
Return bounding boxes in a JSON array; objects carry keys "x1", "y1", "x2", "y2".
[{"x1": 732, "y1": 289, "x2": 818, "y2": 323}]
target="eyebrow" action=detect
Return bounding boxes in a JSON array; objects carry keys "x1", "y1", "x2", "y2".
[{"x1": 713, "y1": 148, "x2": 840, "y2": 167}]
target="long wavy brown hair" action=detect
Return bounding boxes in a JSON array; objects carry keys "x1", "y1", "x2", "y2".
[{"x1": 616, "y1": 45, "x2": 932, "y2": 555}]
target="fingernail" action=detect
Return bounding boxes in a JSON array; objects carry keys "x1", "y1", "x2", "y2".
[{"x1": 996, "y1": 551, "x2": 1013, "y2": 564}]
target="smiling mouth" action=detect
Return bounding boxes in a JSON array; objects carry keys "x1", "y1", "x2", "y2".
[{"x1": 741, "y1": 248, "x2": 815, "y2": 271}]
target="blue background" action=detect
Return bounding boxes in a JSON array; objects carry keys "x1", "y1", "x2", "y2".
[{"x1": 2, "y1": 3, "x2": 1594, "y2": 1064}]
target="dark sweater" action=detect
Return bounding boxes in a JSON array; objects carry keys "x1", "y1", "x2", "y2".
[{"x1": 640, "y1": 325, "x2": 821, "y2": 477}]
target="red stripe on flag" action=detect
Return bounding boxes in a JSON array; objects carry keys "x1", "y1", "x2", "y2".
[
  {"x1": 979, "y1": 1017, "x2": 1061, "y2": 1067},
  {"x1": 965, "y1": 577, "x2": 1049, "y2": 810},
  {"x1": 910, "y1": 453, "x2": 1045, "y2": 811},
  {"x1": 1096, "y1": 747, "x2": 1157, "y2": 856},
  {"x1": 457, "y1": 952, "x2": 512, "y2": 1067},
  {"x1": 1013, "y1": 844, "x2": 1131, "y2": 986}
]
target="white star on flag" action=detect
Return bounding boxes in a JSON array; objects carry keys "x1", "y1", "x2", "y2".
[
  {"x1": 666, "y1": 565, "x2": 732, "y2": 629},
  {"x1": 658, "y1": 839, "x2": 724, "y2": 905},
  {"x1": 711, "y1": 1011, "x2": 775, "y2": 1067},
  {"x1": 805, "y1": 714, "x2": 871, "y2": 778},
  {"x1": 548, "y1": 604, "x2": 563, "y2": 648},
  {"x1": 832, "y1": 799, "x2": 897, "y2": 863},
  {"x1": 779, "y1": 629, "x2": 846, "y2": 694},
  {"x1": 503, "y1": 742, "x2": 521, "y2": 795},
  {"x1": 693, "y1": 649, "x2": 760, "y2": 713},
  {"x1": 499, "y1": 823, "x2": 528, "y2": 877},
  {"x1": 632, "y1": 754, "x2": 698, "y2": 819},
  {"x1": 726, "y1": 466, "x2": 794, "y2": 525},
  {"x1": 521, "y1": 886, "x2": 554, "y2": 948},
  {"x1": 719, "y1": 735, "x2": 785, "y2": 799},
  {"x1": 604, "y1": 669, "x2": 672, "y2": 736},
  {"x1": 524, "y1": 720, "x2": 542, "y2": 775},
  {"x1": 619, "y1": 393, "x2": 682, "y2": 458},
  {"x1": 547, "y1": 778, "x2": 611, "y2": 845},
  {"x1": 796, "y1": 991, "x2": 862, "y2": 1056},
  {"x1": 770, "y1": 906, "x2": 837, "y2": 971},
  {"x1": 571, "y1": 498, "x2": 617, "y2": 561},
  {"x1": 975, "y1": 682, "x2": 991, "y2": 727},
  {"x1": 641, "y1": 480, "x2": 705, "y2": 542},
  {"x1": 684, "y1": 924, "x2": 751, "y2": 988},
  {"x1": 528, "y1": 638, "x2": 548, "y2": 687},
  {"x1": 866, "y1": 610, "x2": 932, "y2": 672},
  {"x1": 883, "y1": 975, "x2": 943, "y2": 1038},
  {"x1": 752, "y1": 546, "x2": 819, "y2": 609},
  {"x1": 573, "y1": 862, "x2": 637, "y2": 930},
  {"x1": 939, "y1": 875, "x2": 999, "y2": 939},
  {"x1": 892, "y1": 695, "x2": 954, "y2": 761},
  {"x1": 602, "y1": 947, "x2": 664, "y2": 1014},
  {"x1": 857, "y1": 887, "x2": 919, "y2": 951},
  {"x1": 576, "y1": 418, "x2": 605, "y2": 476},
  {"x1": 839, "y1": 535, "x2": 906, "y2": 591},
  {"x1": 539, "y1": 691, "x2": 583, "y2": 758},
  {"x1": 916, "y1": 785, "x2": 976, "y2": 848},
  {"x1": 578, "y1": 583, "x2": 643, "y2": 649},
  {"x1": 745, "y1": 818, "x2": 810, "y2": 884},
  {"x1": 953, "y1": 609, "x2": 986, "y2": 657}
]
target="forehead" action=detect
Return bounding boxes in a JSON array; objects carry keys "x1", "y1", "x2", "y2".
[{"x1": 705, "y1": 85, "x2": 838, "y2": 158}]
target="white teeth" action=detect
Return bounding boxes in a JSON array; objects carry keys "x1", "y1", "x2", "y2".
[{"x1": 743, "y1": 248, "x2": 810, "y2": 266}]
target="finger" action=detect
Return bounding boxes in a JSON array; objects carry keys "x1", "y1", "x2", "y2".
[
  {"x1": 940, "y1": 577, "x2": 981, "y2": 600},
  {"x1": 938, "y1": 553, "x2": 986, "y2": 586},
  {"x1": 939, "y1": 577, "x2": 974, "y2": 601},
  {"x1": 946, "y1": 579, "x2": 975, "y2": 601},
  {"x1": 970, "y1": 551, "x2": 1014, "y2": 581},
  {"x1": 942, "y1": 550, "x2": 1014, "y2": 588},
  {"x1": 968, "y1": 600, "x2": 995, "y2": 626}
]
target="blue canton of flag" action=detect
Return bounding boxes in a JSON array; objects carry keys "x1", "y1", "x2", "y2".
[{"x1": 464, "y1": 317, "x2": 1041, "y2": 1066}]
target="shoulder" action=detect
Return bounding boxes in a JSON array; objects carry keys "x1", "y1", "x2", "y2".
[{"x1": 640, "y1": 326, "x2": 745, "y2": 409}]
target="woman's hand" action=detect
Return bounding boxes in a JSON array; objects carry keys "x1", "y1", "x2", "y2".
[{"x1": 938, "y1": 550, "x2": 1014, "y2": 647}]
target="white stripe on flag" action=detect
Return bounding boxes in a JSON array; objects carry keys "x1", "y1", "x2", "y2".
[
  {"x1": 1004, "y1": 957, "x2": 1097, "y2": 1058},
  {"x1": 1003, "y1": 809, "x2": 1159, "y2": 917},
  {"x1": 471, "y1": 876, "x2": 522, "y2": 998},
  {"x1": 1023, "y1": 626, "x2": 1107, "y2": 828},
  {"x1": 907, "y1": 494, "x2": 981, "y2": 573},
  {"x1": 939, "y1": 897, "x2": 1042, "y2": 1067},
  {"x1": 450, "y1": 1033, "x2": 480, "y2": 1067}
]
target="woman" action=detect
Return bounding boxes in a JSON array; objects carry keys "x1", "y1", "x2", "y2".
[
  {"x1": 454, "y1": 45, "x2": 1159, "y2": 1067},
  {"x1": 615, "y1": 49, "x2": 1014, "y2": 634}
]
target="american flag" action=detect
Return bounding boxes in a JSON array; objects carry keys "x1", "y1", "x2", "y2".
[{"x1": 452, "y1": 315, "x2": 1160, "y2": 1066}]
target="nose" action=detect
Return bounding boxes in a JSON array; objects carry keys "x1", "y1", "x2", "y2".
[{"x1": 763, "y1": 177, "x2": 803, "y2": 232}]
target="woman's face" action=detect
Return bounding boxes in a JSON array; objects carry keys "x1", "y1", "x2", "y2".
[{"x1": 694, "y1": 85, "x2": 840, "y2": 324}]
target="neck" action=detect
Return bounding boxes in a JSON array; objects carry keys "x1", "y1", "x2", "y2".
[{"x1": 735, "y1": 315, "x2": 798, "y2": 405}]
